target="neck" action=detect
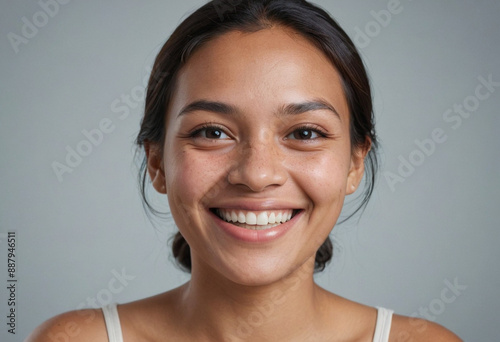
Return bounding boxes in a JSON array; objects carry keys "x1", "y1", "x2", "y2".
[{"x1": 178, "y1": 256, "x2": 327, "y2": 341}]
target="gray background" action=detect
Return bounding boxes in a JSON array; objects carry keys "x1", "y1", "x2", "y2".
[{"x1": 1, "y1": 0, "x2": 499, "y2": 341}]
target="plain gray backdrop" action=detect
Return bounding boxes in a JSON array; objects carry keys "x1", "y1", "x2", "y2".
[{"x1": 1, "y1": 0, "x2": 499, "y2": 341}]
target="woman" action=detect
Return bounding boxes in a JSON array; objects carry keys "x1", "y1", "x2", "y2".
[{"x1": 28, "y1": 0, "x2": 461, "y2": 341}]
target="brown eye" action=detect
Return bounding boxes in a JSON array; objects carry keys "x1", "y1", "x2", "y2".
[
  {"x1": 204, "y1": 128, "x2": 225, "y2": 139},
  {"x1": 287, "y1": 128, "x2": 322, "y2": 140},
  {"x1": 191, "y1": 126, "x2": 230, "y2": 139}
]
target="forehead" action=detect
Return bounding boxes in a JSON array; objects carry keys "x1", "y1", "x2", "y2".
[{"x1": 170, "y1": 26, "x2": 349, "y2": 119}]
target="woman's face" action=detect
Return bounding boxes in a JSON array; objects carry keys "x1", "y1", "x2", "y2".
[{"x1": 149, "y1": 27, "x2": 366, "y2": 285}]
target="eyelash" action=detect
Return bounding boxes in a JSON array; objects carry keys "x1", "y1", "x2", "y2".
[
  {"x1": 287, "y1": 124, "x2": 331, "y2": 140},
  {"x1": 186, "y1": 123, "x2": 331, "y2": 140},
  {"x1": 188, "y1": 122, "x2": 229, "y2": 139}
]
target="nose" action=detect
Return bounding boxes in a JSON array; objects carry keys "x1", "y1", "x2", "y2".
[{"x1": 227, "y1": 133, "x2": 287, "y2": 192}]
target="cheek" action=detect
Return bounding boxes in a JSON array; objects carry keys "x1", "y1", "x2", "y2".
[
  {"x1": 288, "y1": 149, "x2": 351, "y2": 230},
  {"x1": 290, "y1": 150, "x2": 350, "y2": 200},
  {"x1": 163, "y1": 148, "x2": 213, "y2": 246},
  {"x1": 164, "y1": 146, "x2": 229, "y2": 214},
  {"x1": 165, "y1": 150, "x2": 198, "y2": 198}
]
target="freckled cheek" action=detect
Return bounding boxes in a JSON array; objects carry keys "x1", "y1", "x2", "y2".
[
  {"x1": 165, "y1": 149, "x2": 230, "y2": 207},
  {"x1": 288, "y1": 153, "x2": 349, "y2": 208}
]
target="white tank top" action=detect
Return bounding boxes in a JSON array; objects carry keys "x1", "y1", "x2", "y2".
[{"x1": 102, "y1": 303, "x2": 393, "y2": 342}]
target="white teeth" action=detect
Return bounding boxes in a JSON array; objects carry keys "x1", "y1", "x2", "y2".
[
  {"x1": 257, "y1": 212, "x2": 268, "y2": 225},
  {"x1": 276, "y1": 212, "x2": 282, "y2": 223},
  {"x1": 231, "y1": 211, "x2": 238, "y2": 222},
  {"x1": 246, "y1": 212, "x2": 257, "y2": 225},
  {"x1": 216, "y1": 209, "x2": 295, "y2": 227},
  {"x1": 238, "y1": 212, "x2": 246, "y2": 223}
]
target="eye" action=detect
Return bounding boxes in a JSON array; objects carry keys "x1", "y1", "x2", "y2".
[
  {"x1": 190, "y1": 125, "x2": 230, "y2": 140},
  {"x1": 286, "y1": 126, "x2": 326, "y2": 140}
]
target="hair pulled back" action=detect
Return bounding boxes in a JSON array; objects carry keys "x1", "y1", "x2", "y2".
[{"x1": 136, "y1": 0, "x2": 378, "y2": 273}]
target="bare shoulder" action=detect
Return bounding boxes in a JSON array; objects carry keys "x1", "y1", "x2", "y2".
[
  {"x1": 25, "y1": 287, "x2": 185, "y2": 342},
  {"x1": 389, "y1": 314, "x2": 462, "y2": 342},
  {"x1": 25, "y1": 308, "x2": 108, "y2": 342}
]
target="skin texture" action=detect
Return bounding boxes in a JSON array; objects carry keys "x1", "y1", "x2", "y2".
[
  {"x1": 159, "y1": 27, "x2": 361, "y2": 287},
  {"x1": 26, "y1": 27, "x2": 462, "y2": 342}
]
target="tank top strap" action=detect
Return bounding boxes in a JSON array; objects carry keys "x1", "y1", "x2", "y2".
[
  {"x1": 373, "y1": 307, "x2": 394, "y2": 342},
  {"x1": 101, "y1": 303, "x2": 124, "y2": 342},
  {"x1": 100, "y1": 303, "x2": 391, "y2": 342}
]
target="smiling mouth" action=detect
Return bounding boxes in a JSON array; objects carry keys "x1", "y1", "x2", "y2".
[{"x1": 211, "y1": 208, "x2": 301, "y2": 230}]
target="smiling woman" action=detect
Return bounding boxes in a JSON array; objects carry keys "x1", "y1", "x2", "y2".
[
  {"x1": 150, "y1": 26, "x2": 363, "y2": 287},
  {"x1": 26, "y1": 0, "x2": 462, "y2": 341}
]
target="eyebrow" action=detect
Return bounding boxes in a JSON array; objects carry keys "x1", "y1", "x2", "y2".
[
  {"x1": 177, "y1": 99, "x2": 341, "y2": 121},
  {"x1": 278, "y1": 100, "x2": 341, "y2": 120},
  {"x1": 177, "y1": 100, "x2": 239, "y2": 117}
]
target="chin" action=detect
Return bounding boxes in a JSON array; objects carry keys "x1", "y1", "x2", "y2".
[{"x1": 208, "y1": 250, "x2": 311, "y2": 288}]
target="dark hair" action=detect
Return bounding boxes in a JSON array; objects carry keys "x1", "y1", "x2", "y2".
[{"x1": 136, "y1": 0, "x2": 378, "y2": 273}]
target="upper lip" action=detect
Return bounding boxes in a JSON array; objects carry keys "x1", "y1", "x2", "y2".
[{"x1": 208, "y1": 199, "x2": 304, "y2": 212}]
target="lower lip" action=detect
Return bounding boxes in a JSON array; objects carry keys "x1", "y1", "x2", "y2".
[{"x1": 209, "y1": 210, "x2": 302, "y2": 243}]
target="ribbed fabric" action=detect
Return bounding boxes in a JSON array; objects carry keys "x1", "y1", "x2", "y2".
[
  {"x1": 373, "y1": 307, "x2": 394, "y2": 342},
  {"x1": 101, "y1": 303, "x2": 393, "y2": 342},
  {"x1": 101, "y1": 303, "x2": 124, "y2": 342}
]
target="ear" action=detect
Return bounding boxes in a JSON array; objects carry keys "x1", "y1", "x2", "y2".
[
  {"x1": 145, "y1": 142, "x2": 167, "y2": 194},
  {"x1": 346, "y1": 138, "x2": 371, "y2": 195}
]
